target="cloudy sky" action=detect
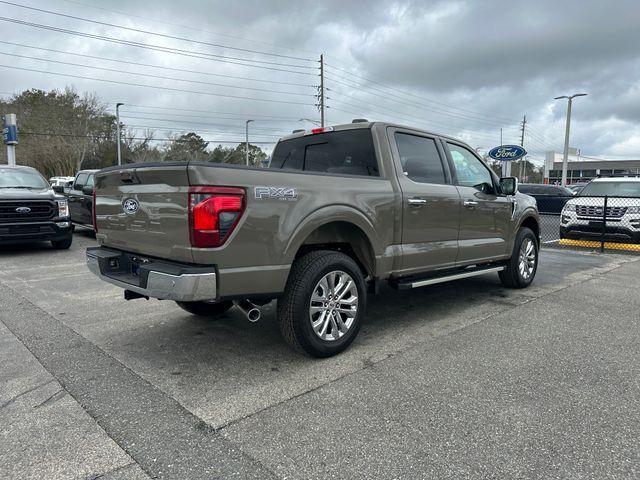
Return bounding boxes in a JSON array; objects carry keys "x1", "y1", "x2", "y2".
[{"x1": 1, "y1": 0, "x2": 640, "y2": 163}]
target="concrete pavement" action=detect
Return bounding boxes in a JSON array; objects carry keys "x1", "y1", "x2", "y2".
[{"x1": 0, "y1": 232, "x2": 638, "y2": 479}]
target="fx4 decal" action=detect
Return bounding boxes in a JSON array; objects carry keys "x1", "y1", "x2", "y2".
[{"x1": 254, "y1": 186, "x2": 298, "y2": 201}]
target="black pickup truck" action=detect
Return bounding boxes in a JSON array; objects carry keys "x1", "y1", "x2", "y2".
[{"x1": 0, "y1": 165, "x2": 73, "y2": 249}]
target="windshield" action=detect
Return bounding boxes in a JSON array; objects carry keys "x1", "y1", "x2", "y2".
[
  {"x1": 579, "y1": 181, "x2": 640, "y2": 197},
  {"x1": 0, "y1": 168, "x2": 49, "y2": 189}
]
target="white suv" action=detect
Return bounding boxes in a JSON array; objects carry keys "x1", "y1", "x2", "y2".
[{"x1": 560, "y1": 177, "x2": 640, "y2": 243}]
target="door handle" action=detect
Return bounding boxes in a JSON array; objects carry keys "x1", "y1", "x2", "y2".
[
  {"x1": 407, "y1": 198, "x2": 427, "y2": 206},
  {"x1": 464, "y1": 200, "x2": 478, "y2": 208}
]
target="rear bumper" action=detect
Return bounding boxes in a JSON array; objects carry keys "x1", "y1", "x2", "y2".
[
  {"x1": 86, "y1": 246, "x2": 217, "y2": 301},
  {"x1": 0, "y1": 221, "x2": 71, "y2": 244}
]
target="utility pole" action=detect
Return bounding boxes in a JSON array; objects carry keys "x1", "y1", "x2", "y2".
[
  {"x1": 519, "y1": 115, "x2": 527, "y2": 181},
  {"x1": 500, "y1": 127, "x2": 508, "y2": 177},
  {"x1": 245, "y1": 119, "x2": 253, "y2": 166},
  {"x1": 3, "y1": 113, "x2": 17, "y2": 166},
  {"x1": 319, "y1": 54, "x2": 325, "y2": 128},
  {"x1": 555, "y1": 93, "x2": 587, "y2": 186},
  {"x1": 116, "y1": 103, "x2": 124, "y2": 166}
]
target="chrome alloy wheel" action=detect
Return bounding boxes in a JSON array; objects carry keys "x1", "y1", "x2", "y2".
[
  {"x1": 309, "y1": 270, "x2": 358, "y2": 342},
  {"x1": 518, "y1": 238, "x2": 536, "y2": 280}
]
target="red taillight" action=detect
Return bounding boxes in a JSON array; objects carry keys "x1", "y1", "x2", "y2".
[
  {"x1": 92, "y1": 189, "x2": 98, "y2": 233},
  {"x1": 188, "y1": 186, "x2": 245, "y2": 248}
]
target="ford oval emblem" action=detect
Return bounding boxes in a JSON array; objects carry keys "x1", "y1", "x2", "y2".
[
  {"x1": 488, "y1": 145, "x2": 527, "y2": 161},
  {"x1": 122, "y1": 198, "x2": 139, "y2": 214},
  {"x1": 15, "y1": 206, "x2": 31, "y2": 214}
]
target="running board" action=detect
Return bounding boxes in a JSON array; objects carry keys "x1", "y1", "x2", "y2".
[{"x1": 393, "y1": 265, "x2": 506, "y2": 290}]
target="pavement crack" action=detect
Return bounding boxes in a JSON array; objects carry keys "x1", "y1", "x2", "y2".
[
  {"x1": 35, "y1": 388, "x2": 66, "y2": 409},
  {"x1": 0, "y1": 379, "x2": 56, "y2": 409}
]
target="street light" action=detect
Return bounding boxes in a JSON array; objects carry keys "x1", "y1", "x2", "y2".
[
  {"x1": 116, "y1": 102, "x2": 124, "y2": 166},
  {"x1": 555, "y1": 93, "x2": 587, "y2": 186},
  {"x1": 245, "y1": 119, "x2": 254, "y2": 166}
]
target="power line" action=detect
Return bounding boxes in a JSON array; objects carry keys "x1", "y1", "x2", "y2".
[
  {"x1": 325, "y1": 64, "x2": 516, "y2": 123},
  {"x1": 1, "y1": 1, "x2": 314, "y2": 63},
  {"x1": 123, "y1": 125, "x2": 284, "y2": 138},
  {"x1": 0, "y1": 41, "x2": 316, "y2": 88},
  {"x1": 0, "y1": 51, "x2": 314, "y2": 97},
  {"x1": 20, "y1": 130, "x2": 276, "y2": 144},
  {"x1": 0, "y1": 16, "x2": 317, "y2": 76},
  {"x1": 0, "y1": 64, "x2": 316, "y2": 105},
  {"x1": 0, "y1": 1, "x2": 315, "y2": 63},
  {"x1": 325, "y1": 72, "x2": 515, "y2": 128},
  {"x1": 118, "y1": 105, "x2": 312, "y2": 122},
  {"x1": 120, "y1": 116, "x2": 289, "y2": 133},
  {"x1": 57, "y1": 0, "x2": 319, "y2": 58}
]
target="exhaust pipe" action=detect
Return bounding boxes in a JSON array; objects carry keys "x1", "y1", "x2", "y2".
[{"x1": 234, "y1": 299, "x2": 261, "y2": 322}]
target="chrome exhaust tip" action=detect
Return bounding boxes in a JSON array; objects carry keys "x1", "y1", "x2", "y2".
[{"x1": 234, "y1": 299, "x2": 261, "y2": 322}]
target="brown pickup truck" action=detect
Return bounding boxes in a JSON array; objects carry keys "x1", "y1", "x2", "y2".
[{"x1": 87, "y1": 121, "x2": 540, "y2": 357}]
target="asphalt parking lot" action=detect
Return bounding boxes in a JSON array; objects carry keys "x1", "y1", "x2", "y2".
[{"x1": 1, "y1": 232, "x2": 639, "y2": 479}]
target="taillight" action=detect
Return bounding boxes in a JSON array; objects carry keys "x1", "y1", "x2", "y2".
[
  {"x1": 92, "y1": 189, "x2": 98, "y2": 233},
  {"x1": 189, "y1": 186, "x2": 245, "y2": 248}
]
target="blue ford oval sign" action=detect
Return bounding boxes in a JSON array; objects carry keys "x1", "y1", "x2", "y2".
[{"x1": 488, "y1": 145, "x2": 527, "y2": 161}]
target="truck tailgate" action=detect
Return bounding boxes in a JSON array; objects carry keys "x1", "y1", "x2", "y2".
[{"x1": 94, "y1": 164, "x2": 193, "y2": 263}]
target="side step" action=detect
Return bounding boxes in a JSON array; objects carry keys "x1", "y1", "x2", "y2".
[{"x1": 392, "y1": 265, "x2": 506, "y2": 290}]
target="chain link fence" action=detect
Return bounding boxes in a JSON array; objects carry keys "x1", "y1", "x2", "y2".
[{"x1": 538, "y1": 195, "x2": 640, "y2": 253}]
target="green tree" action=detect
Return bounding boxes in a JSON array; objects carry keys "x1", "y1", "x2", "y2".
[{"x1": 164, "y1": 132, "x2": 209, "y2": 162}]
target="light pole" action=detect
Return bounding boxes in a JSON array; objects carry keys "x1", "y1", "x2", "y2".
[
  {"x1": 116, "y1": 102, "x2": 124, "y2": 166},
  {"x1": 555, "y1": 93, "x2": 587, "y2": 186},
  {"x1": 245, "y1": 119, "x2": 253, "y2": 166}
]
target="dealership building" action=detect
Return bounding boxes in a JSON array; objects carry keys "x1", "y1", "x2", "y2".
[{"x1": 544, "y1": 151, "x2": 640, "y2": 184}]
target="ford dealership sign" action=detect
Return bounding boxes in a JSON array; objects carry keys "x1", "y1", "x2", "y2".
[{"x1": 488, "y1": 145, "x2": 527, "y2": 161}]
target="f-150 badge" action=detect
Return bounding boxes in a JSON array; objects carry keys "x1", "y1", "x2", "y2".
[{"x1": 254, "y1": 186, "x2": 298, "y2": 201}]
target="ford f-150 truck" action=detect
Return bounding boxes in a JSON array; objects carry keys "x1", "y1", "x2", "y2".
[
  {"x1": 87, "y1": 121, "x2": 540, "y2": 357},
  {"x1": 1, "y1": 165, "x2": 72, "y2": 249}
]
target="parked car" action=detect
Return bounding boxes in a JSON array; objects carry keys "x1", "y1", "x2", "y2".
[
  {"x1": 0, "y1": 165, "x2": 72, "y2": 249},
  {"x1": 68, "y1": 169, "x2": 98, "y2": 231},
  {"x1": 87, "y1": 121, "x2": 540, "y2": 357},
  {"x1": 567, "y1": 184, "x2": 586, "y2": 195},
  {"x1": 50, "y1": 176, "x2": 76, "y2": 194},
  {"x1": 560, "y1": 177, "x2": 640, "y2": 243},
  {"x1": 517, "y1": 183, "x2": 573, "y2": 214}
]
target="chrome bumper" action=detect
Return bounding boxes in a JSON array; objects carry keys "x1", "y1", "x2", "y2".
[{"x1": 86, "y1": 251, "x2": 216, "y2": 302}]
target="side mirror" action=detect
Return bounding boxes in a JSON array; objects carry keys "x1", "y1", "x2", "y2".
[
  {"x1": 52, "y1": 185, "x2": 64, "y2": 194},
  {"x1": 82, "y1": 185, "x2": 94, "y2": 195},
  {"x1": 499, "y1": 177, "x2": 518, "y2": 196}
]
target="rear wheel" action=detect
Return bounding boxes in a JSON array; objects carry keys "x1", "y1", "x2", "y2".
[
  {"x1": 499, "y1": 227, "x2": 538, "y2": 288},
  {"x1": 278, "y1": 250, "x2": 366, "y2": 357},
  {"x1": 51, "y1": 237, "x2": 73, "y2": 250},
  {"x1": 175, "y1": 300, "x2": 233, "y2": 317}
]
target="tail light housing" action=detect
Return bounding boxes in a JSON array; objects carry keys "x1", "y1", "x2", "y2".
[
  {"x1": 189, "y1": 186, "x2": 245, "y2": 248},
  {"x1": 92, "y1": 189, "x2": 98, "y2": 233}
]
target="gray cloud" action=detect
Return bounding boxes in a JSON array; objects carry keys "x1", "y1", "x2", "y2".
[{"x1": 1, "y1": 0, "x2": 639, "y2": 161}]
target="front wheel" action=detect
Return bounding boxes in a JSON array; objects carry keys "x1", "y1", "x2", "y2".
[
  {"x1": 499, "y1": 227, "x2": 538, "y2": 288},
  {"x1": 175, "y1": 300, "x2": 233, "y2": 317},
  {"x1": 278, "y1": 250, "x2": 367, "y2": 357},
  {"x1": 51, "y1": 237, "x2": 73, "y2": 250}
]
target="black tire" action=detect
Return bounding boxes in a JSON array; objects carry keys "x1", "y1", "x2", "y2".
[
  {"x1": 51, "y1": 237, "x2": 73, "y2": 250},
  {"x1": 499, "y1": 227, "x2": 538, "y2": 288},
  {"x1": 277, "y1": 250, "x2": 367, "y2": 358},
  {"x1": 175, "y1": 300, "x2": 234, "y2": 316}
]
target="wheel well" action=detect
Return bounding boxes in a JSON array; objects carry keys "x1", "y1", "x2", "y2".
[
  {"x1": 520, "y1": 216, "x2": 540, "y2": 243},
  {"x1": 295, "y1": 221, "x2": 375, "y2": 278}
]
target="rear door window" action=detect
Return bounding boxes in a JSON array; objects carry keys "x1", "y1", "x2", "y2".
[
  {"x1": 270, "y1": 129, "x2": 379, "y2": 176},
  {"x1": 394, "y1": 133, "x2": 446, "y2": 184}
]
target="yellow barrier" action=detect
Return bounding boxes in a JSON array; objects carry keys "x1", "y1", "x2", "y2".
[{"x1": 559, "y1": 238, "x2": 640, "y2": 252}]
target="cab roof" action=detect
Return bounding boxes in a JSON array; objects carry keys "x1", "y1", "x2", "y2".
[{"x1": 278, "y1": 121, "x2": 465, "y2": 145}]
